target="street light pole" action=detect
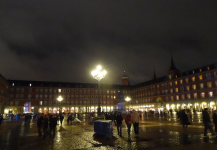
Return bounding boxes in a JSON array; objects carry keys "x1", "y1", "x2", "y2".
[
  {"x1": 91, "y1": 65, "x2": 107, "y2": 116},
  {"x1": 57, "y1": 96, "x2": 63, "y2": 114}
]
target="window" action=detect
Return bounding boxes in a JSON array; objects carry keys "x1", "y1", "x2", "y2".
[
  {"x1": 192, "y1": 70, "x2": 194, "y2": 74},
  {"x1": 165, "y1": 83, "x2": 167, "y2": 88},
  {"x1": 192, "y1": 77, "x2": 195, "y2": 82},
  {"x1": 200, "y1": 69, "x2": 202, "y2": 72},
  {"x1": 176, "y1": 95, "x2": 179, "y2": 100},
  {"x1": 207, "y1": 82, "x2": 212, "y2": 88},
  {"x1": 192, "y1": 84, "x2": 196, "y2": 90},
  {"x1": 169, "y1": 74, "x2": 172, "y2": 79},
  {"x1": 201, "y1": 92, "x2": 205, "y2": 98},
  {"x1": 181, "y1": 94, "x2": 185, "y2": 100},
  {"x1": 187, "y1": 94, "x2": 191, "y2": 99},
  {"x1": 180, "y1": 80, "x2": 183, "y2": 84},
  {"x1": 209, "y1": 91, "x2": 213, "y2": 97},
  {"x1": 39, "y1": 101, "x2": 43, "y2": 105},
  {"x1": 180, "y1": 86, "x2": 184, "y2": 92},
  {"x1": 171, "y1": 96, "x2": 174, "y2": 101},
  {"x1": 206, "y1": 73, "x2": 211, "y2": 79},
  {"x1": 199, "y1": 75, "x2": 203, "y2": 80},
  {"x1": 186, "y1": 78, "x2": 189, "y2": 83},
  {"x1": 207, "y1": 66, "x2": 210, "y2": 70},
  {"x1": 186, "y1": 86, "x2": 190, "y2": 91},
  {"x1": 28, "y1": 94, "x2": 31, "y2": 99},
  {"x1": 194, "y1": 93, "x2": 197, "y2": 99},
  {"x1": 170, "y1": 82, "x2": 173, "y2": 86},
  {"x1": 215, "y1": 81, "x2": 217, "y2": 87},
  {"x1": 175, "y1": 88, "x2": 178, "y2": 93},
  {"x1": 214, "y1": 71, "x2": 217, "y2": 77},
  {"x1": 175, "y1": 81, "x2": 178, "y2": 85},
  {"x1": 170, "y1": 89, "x2": 173, "y2": 93},
  {"x1": 58, "y1": 89, "x2": 61, "y2": 93},
  {"x1": 200, "y1": 83, "x2": 204, "y2": 89},
  {"x1": 40, "y1": 89, "x2": 43, "y2": 93}
]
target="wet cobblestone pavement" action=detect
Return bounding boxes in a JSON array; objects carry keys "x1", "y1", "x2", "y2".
[{"x1": 0, "y1": 113, "x2": 217, "y2": 150}]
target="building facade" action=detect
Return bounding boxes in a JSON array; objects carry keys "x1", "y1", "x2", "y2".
[{"x1": 1, "y1": 58, "x2": 217, "y2": 114}]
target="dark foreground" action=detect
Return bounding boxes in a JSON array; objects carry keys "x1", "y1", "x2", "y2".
[{"x1": 0, "y1": 113, "x2": 217, "y2": 150}]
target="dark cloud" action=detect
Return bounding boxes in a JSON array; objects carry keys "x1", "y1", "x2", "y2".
[{"x1": 0, "y1": 0, "x2": 217, "y2": 84}]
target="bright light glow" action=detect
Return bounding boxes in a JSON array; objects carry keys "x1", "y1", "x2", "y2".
[
  {"x1": 91, "y1": 65, "x2": 107, "y2": 81},
  {"x1": 57, "y1": 96, "x2": 63, "y2": 102},
  {"x1": 125, "y1": 97, "x2": 131, "y2": 101}
]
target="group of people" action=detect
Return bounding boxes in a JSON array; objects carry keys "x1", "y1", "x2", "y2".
[
  {"x1": 115, "y1": 109, "x2": 140, "y2": 137},
  {"x1": 203, "y1": 108, "x2": 217, "y2": 137},
  {"x1": 37, "y1": 114, "x2": 61, "y2": 140}
]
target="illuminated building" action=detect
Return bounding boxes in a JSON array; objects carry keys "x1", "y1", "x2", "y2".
[{"x1": 1, "y1": 58, "x2": 217, "y2": 114}]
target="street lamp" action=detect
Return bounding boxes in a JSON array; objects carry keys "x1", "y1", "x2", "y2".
[
  {"x1": 57, "y1": 96, "x2": 63, "y2": 114},
  {"x1": 91, "y1": 65, "x2": 107, "y2": 116},
  {"x1": 125, "y1": 97, "x2": 131, "y2": 101}
]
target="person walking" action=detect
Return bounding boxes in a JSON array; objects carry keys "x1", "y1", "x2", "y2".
[
  {"x1": 115, "y1": 112, "x2": 123, "y2": 136},
  {"x1": 49, "y1": 114, "x2": 57, "y2": 140},
  {"x1": 59, "y1": 114, "x2": 64, "y2": 125},
  {"x1": 212, "y1": 110, "x2": 217, "y2": 134},
  {"x1": 37, "y1": 114, "x2": 43, "y2": 137},
  {"x1": 0, "y1": 114, "x2": 3, "y2": 126},
  {"x1": 131, "y1": 109, "x2": 140, "y2": 136},
  {"x1": 15, "y1": 114, "x2": 19, "y2": 121},
  {"x1": 203, "y1": 108, "x2": 214, "y2": 137},
  {"x1": 180, "y1": 110, "x2": 189, "y2": 130},
  {"x1": 42, "y1": 114, "x2": 49, "y2": 139},
  {"x1": 125, "y1": 112, "x2": 132, "y2": 136}
]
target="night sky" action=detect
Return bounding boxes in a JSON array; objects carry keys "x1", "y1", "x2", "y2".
[{"x1": 0, "y1": 1, "x2": 217, "y2": 85}]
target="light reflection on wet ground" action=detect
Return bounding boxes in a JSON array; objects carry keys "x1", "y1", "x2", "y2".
[{"x1": 0, "y1": 113, "x2": 216, "y2": 149}]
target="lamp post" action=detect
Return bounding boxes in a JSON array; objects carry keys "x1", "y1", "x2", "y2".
[
  {"x1": 91, "y1": 65, "x2": 107, "y2": 116},
  {"x1": 125, "y1": 96, "x2": 131, "y2": 112},
  {"x1": 57, "y1": 96, "x2": 63, "y2": 114}
]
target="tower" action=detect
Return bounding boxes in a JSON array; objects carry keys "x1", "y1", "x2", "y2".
[
  {"x1": 167, "y1": 57, "x2": 180, "y2": 79},
  {"x1": 122, "y1": 71, "x2": 129, "y2": 85}
]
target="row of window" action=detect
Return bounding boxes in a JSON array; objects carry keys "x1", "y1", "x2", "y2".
[
  {"x1": 10, "y1": 100, "x2": 113, "y2": 106},
  {"x1": 133, "y1": 81, "x2": 216, "y2": 98},
  {"x1": 10, "y1": 88, "x2": 121, "y2": 94},
  {"x1": 169, "y1": 91, "x2": 214, "y2": 101},
  {"x1": 10, "y1": 94, "x2": 117, "y2": 100},
  {"x1": 132, "y1": 72, "x2": 217, "y2": 93}
]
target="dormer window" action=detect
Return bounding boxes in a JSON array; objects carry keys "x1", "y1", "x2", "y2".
[
  {"x1": 207, "y1": 66, "x2": 210, "y2": 70},
  {"x1": 169, "y1": 74, "x2": 172, "y2": 79},
  {"x1": 192, "y1": 70, "x2": 194, "y2": 74},
  {"x1": 200, "y1": 69, "x2": 202, "y2": 72}
]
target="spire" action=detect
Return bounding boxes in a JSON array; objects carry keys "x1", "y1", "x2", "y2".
[{"x1": 169, "y1": 57, "x2": 178, "y2": 71}]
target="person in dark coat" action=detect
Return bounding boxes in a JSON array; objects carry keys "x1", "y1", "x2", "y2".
[
  {"x1": 115, "y1": 112, "x2": 123, "y2": 136},
  {"x1": 180, "y1": 110, "x2": 188, "y2": 129},
  {"x1": 203, "y1": 108, "x2": 214, "y2": 136},
  {"x1": 0, "y1": 114, "x2": 3, "y2": 126},
  {"x1": 59, "y1": 114, "x2": 64, "y2": 125},
  {"x1": 37, "y1": 114, "x2": 43, "y2": 137},
  {"x1": 49, "y1": 115, "x2": 57, "y2": 139},
  {"x1": 212, "y1": 110, "x2": 217, "y2": 134},
  {"x1": 42, "y1": 114, "x2": 49, "y2": 138}
]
